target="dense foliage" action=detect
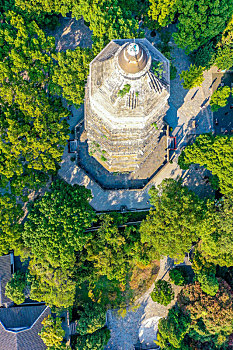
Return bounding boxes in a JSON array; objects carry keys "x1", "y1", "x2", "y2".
[
  {"x1": 200, "y1": 198, "x2": 233, "y2": 267},
  {"x1": 0, "y1": 11, "x2": 69, "y2": 197},
  {"x1": 5, "y1": 271, "x2": 27, "y2": 304},
  {"x1": 86, "y1": 214, "x2": 143, "y2": 285},
  {"x1": 140, "y1": 179, "x2": 204, "y2": 261},
  {"x1": 178, "y1": 279, "x2": 233, "y2": 346},
  {"x1": 178, "y1": 134, "x2": 233, "y2": 195},
  {"x1": 148, "y1": 0, "x2": 177, "y2": 28},
  {"x1": 75, "y1": 327, "x2": 111, "y2": 350},
  {"x1": 150, "y1": 280, "x2": 174, "y2": 306},
  {"x1": 52, "y1": 48, "x2": 94, "y2": 107},
  {"x1": 0, "y1": 194, "x2": 23, "y2": 255},
  {"x1": 23, "y1": 180, "x2": 96, "y2": 307},
  {"x1": 173, "y1": 0, "x2": 233, "y2": 53},
  {"x1": 156, "y1": 306, "x2": 191, "y2": 349},
  {"x1": 76, "y1": 303, "x2": 106, "y2": 335}
]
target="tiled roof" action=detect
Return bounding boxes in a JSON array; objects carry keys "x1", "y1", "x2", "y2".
[
  {"x1": 0, "y1": 254, "x2": 13, "y2": 307},
  {"x1": 0, "y1": 305, "x2": 50, "y2": 350}
]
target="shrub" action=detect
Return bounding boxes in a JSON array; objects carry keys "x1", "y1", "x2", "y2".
[
  {"x1": 169, "y1": 266, "x2": 188, "y2": 286},
  {"x1": 5, "y1": 271, "x2": 27, "y2": 304},
  {"x1": 118, "y1": 84, "x2": 131, "y2": 97},
  {"x1": 150, "y1": 280, "x2": 174, "y2": 306}
]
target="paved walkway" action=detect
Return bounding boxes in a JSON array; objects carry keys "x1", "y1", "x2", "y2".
[{"x1": 105, "y1": 257, "x2": 188, "y2": 350}]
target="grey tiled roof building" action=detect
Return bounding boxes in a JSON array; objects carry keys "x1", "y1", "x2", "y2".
[
  {"x1": 0, "y1": 253, "x2": 14, "y2": 307},
  {"x1": 0, "y1": 305, "x2": 50, "y2": 350},
  {"x1": 85, "y1": 38, "x2": 170, "y2": 172}
]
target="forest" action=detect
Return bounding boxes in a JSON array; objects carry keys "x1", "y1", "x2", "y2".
[{"x1": 0, "y1": 0, "x2": 233, "y2": 349}]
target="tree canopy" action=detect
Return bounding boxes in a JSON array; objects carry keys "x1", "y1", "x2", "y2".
[
  {"x1": 200, "y1": 197, "x2": 233, "y2": 267},
  {"x1": 76, "y1": 302, "x2": 106, "y2": 335},
  {"x1": 140, "y1": 179, "x2": 205, "y2": 261},
  {"x1": 173, "y1": 0, "x2": 233, "y2": 53},
  {"x1": 210, "y1": 86, "x2": 231, "y2": 112},
  {"x1": 0, "y1": 11, "x2": 69, "y2": 197},
  {"x1": 39, "y1": 315, "x2": 65, "y2": 348},
  {"x1": 178, "y1": 134, "x2": 233, "y2": 195},
  {"x1": 156, "y1": 306, "x2": 191, "y2": 349},
  {"x1": 178, "y1": 279, "x2": 233, "y2": 346},
  {"x1": 52, "y1": 48, "x2": 94, "y2": 107},
  {"x1": 85, "y1": 214, "x2": 141, "y2": 284},
  {"x1": 75, "y1": 327, "x2": 111, "y2": 350},
  {"x1": 180, "y1": 64, "x2": 204, "y2": 90},
  {"x1": 22, "y1": 180, "x2": 96, "y2": 307},
  {"x1": 5, "y1": 271, "x2": 27, "y2": 304},
  {"x1": 0, "y1": 194, "x2": 23, "y2": 255}
]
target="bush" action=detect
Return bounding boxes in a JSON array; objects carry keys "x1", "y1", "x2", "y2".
[
  {"x1": 169, "y1": 266, "x2": 188, "y2": 286},
  {"x1": 197, "y1": 272, "x2": 219, "y2": 296},
  {"x1": 150, "y1": 280, "x2": 174, "y2": 306},
  {"x1": 5, "y1": 271, "x2": 26, "y2": 304}
]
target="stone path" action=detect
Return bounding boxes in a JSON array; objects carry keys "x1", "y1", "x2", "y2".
[{"x1": 105, "y1": 257, "x2": 187, "y2": 350}]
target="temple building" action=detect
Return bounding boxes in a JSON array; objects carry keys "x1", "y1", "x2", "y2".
[{"x1": 84, "y1": 38, "x2": 170, "y2": 173}]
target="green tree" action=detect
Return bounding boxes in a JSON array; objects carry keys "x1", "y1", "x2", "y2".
[
  {"x1": 5, "y1": 271, "x2": 27, "y2": 304},
  {"x1": 200, "y1": 197, "x2": 233, "y2": 267},
  {"x1": 140, "y1": 179, "x2": 205, "y2": 261},
  {"x1": 39, "y1": 315, "x2": 65, "y2": 348},
  {"x1": 148, "y1": 0, "x2": 177, "y2": 28},
  {"x1": 0, "y1": 12, "x2": 55, "y2": 86},
  {"x1": 0, "y1": 12, "x2": 69, "y2": 197},
  {"x1": 190, "y1": 41, "x2": 216, "y2": 70},
  {"x1": 173, "y1": 0, "x2": 233, "y2": 53},
  {"x1": 156, "y1": 306, "x2": 191, "y2": 349},
  {"x1": 28, "y1": 257, "x2": 76, "y2": 308},
  {"x1": 197, "y1": 272, "x2": 219, "y2": 296},
  {"x1": 210, "y1": 86, "x2": 231, "y2": 112},
  {"x1": 76, "y1": 302, "x2": 106, "y2": 335},
  {"x1": 180, "y1": 64, "x2": 204, "y2": 90},
  {"x1": 23, "y1": 180, "x2": 96, "y2": 307},
  {"x1": 75, "y1": 327, "x2": 110, "y2": 350},
  {"x1": 23, "y1": 180, "x2": 96, "y2": 269},
  {"x1": 169, "y1": 266, "x2": 189, "y2": 286},
  {"x1": 150, "y1": 279, "x2": 174, "y2": 306},
  {"x1": 52, "y1": 48, "x2": 94, "y2": 107},
  {"x1": 0, "y1": 194, "x2": 23, "y2": 255},
  {"x1": 86, "y1": 214, "x2": 141, "y2": 285},
  {"x1": 178, "y1": 134, "x2": 233, "y2": 195},
  {"x1": 215, "y1": 16, "x2": 233, "y2": 70}
]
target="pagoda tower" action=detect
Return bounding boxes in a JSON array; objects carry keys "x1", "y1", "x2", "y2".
[{"x1": 84, "y1": 38, "x2": 170, "y2": 172}]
